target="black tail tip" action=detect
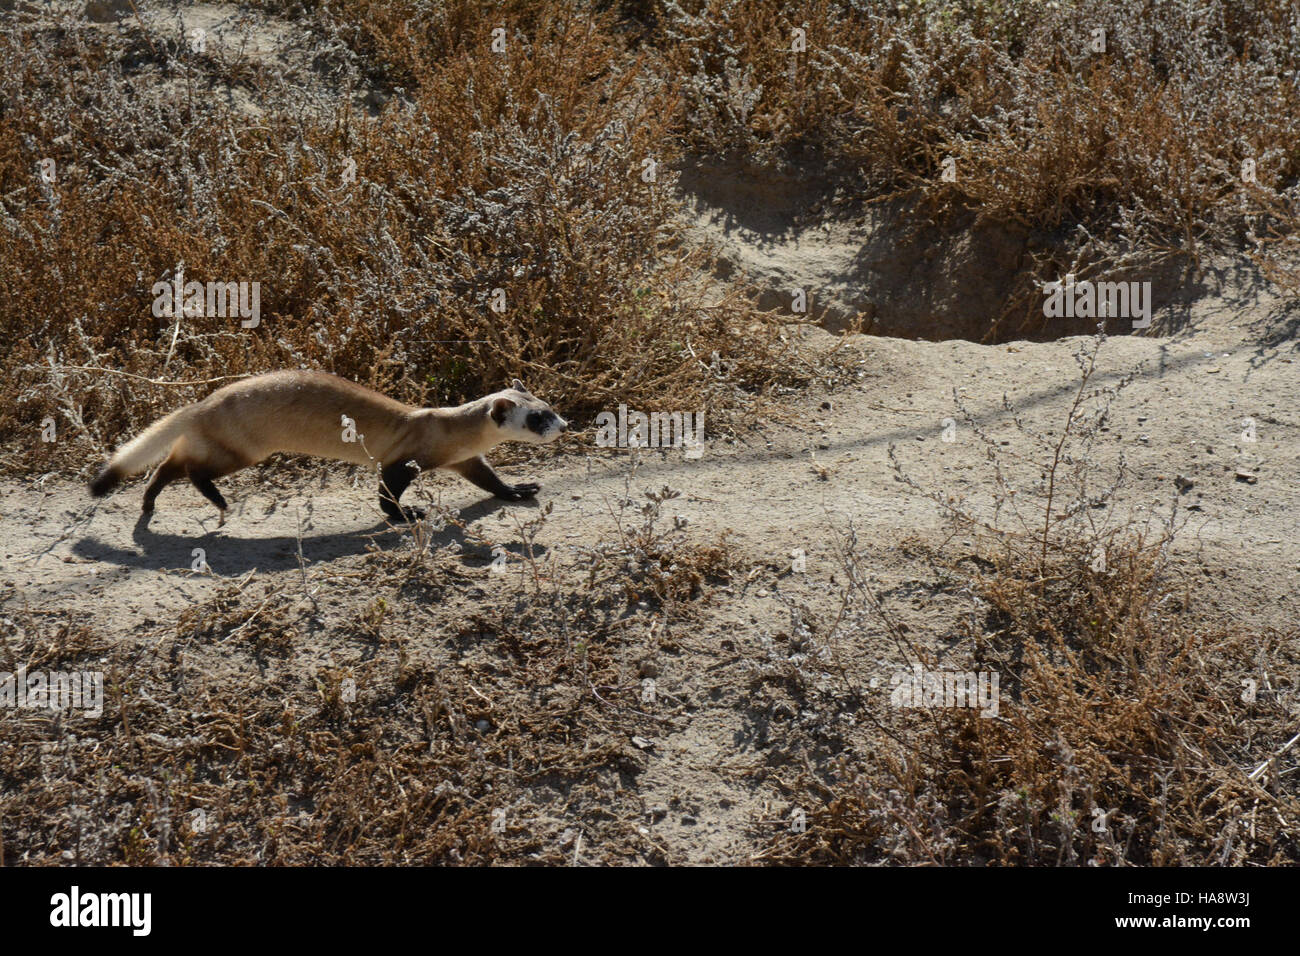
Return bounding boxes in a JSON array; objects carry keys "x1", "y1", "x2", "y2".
[{"x1": 89, "y1": 465, "x2": 119, "y2": 498}]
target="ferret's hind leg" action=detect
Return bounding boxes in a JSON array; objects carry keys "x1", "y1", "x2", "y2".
[
  {"x1": 141, "y1": 449, "x2": 186, "y2": 515},
  {"x1": 186, "y1": 442, "x2": 245, "y2": 525},
  {"x1": 187, "y1": 469, "x2": 230, "y2": 525}
]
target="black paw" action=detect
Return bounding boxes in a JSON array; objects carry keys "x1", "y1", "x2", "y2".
[
  {"x1": 382, "y1": 505, "x2": 426, "y2": 523},
  {"x1": 507, "y1": 482, "x2": 540, "y2": 500}
]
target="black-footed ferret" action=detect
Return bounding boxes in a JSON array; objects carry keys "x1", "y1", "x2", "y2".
[{"x1": 88, "y1": 371, "x2": 568, "y2": 523}]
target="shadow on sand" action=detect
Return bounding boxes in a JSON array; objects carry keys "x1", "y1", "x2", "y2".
[{"x1": 71, "y1": 495, "x2": 545, "y2": 575}]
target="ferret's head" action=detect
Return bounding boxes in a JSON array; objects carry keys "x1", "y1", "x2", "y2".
[{"x1": 490, "y1": 379, "x2": 568, "y2": 444}]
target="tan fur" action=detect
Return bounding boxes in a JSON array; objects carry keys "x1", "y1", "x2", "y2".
[{"x1": 89, "y1": 370, "x2": 566, "y2": 520}]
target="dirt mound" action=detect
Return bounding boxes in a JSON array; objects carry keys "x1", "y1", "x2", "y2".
[{"x1": 677, "y1": 156, "x2": 1264, "y2": 343}]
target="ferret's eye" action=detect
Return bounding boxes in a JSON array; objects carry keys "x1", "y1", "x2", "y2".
[{"x1": 526, "y1": 411, "x2": 545, "y2": 432}]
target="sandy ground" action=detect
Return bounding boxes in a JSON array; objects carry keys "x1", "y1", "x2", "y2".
[{"x1": 4, "y1": 293, "x2": 1296, "y2": 862}]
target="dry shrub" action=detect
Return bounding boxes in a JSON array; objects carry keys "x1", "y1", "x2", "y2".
[
  {"x1": 767, "y1": 531, "x2": 1298, "y2": 865},
  {"x1": 0, "y1": 1, "x2": 806, "y2": 476},
  {"x1": 577, "y1": 481, "x2": 737, "y2": 605},
  {"x1": 0, "y1": 544, "x2": 687, "y2": 864},
  {"x1": 654, "y1": 0, "x2": 1300, "y2": 334},
  {"x1": 759, "y1": 335, "x2": 1298, "y2": 864}
]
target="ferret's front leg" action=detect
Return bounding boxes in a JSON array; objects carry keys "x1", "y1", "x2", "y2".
[{"x1": 449, "y1": 456, "x2": 539, "y2": 501}]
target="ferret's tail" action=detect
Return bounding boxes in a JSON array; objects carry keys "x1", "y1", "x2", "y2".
[{"x1": 89, "y1": 406, "x2": 198, "y2": 497}]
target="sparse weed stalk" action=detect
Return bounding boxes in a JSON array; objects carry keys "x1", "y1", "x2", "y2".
[
  {"x1": 890, "y1": 330, "x2": 1149, "y2": 580},
  {"x1": 507, "y1": 501, "x2": 555, "y2": 596},
  {"x1": 583, "y1": 465, "x2": 733, "y2": 605}
]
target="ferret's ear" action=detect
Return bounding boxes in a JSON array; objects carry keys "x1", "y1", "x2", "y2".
[
  {"x1": 510, "y1": 378, "x2": 529, "y2": 394},
  {"x1": 491, "y1": 397, "x2": 516, "y2": 426}
]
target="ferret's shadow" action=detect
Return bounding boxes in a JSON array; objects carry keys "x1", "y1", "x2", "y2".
[{"x1": 71, "y1": 496, "x2": 544, "y2": 575}]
